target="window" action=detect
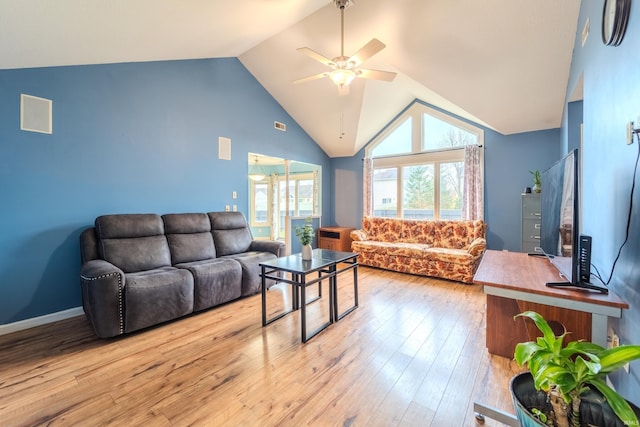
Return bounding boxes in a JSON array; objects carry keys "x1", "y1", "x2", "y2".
[
  {"x1": 371, "y1": 117, "x2": 412, "y2": 157},
  {"x1": 277, "y1": 173, "x2": 318, "y2": 239},
  {"x1": 367, "y1": 102, "x2": 483, "y2": 220},
  {"x1": 250, "y1": 181, "x2": 269, "y2": 224}
]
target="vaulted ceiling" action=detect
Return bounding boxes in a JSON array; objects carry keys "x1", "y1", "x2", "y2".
[{"x1": 0, "y1": 0, "x2": 581, "y2": 157}]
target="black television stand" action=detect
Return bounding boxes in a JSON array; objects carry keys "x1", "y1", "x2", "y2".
[{"x1": 545, "y1": 281, "x2": 608, "y2": 294}]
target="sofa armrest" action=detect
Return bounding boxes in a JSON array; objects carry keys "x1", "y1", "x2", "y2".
[
  {"x1": 80, "y1": 259, "x2": 126, "y2": 338},
  {"x1": 350, "y1": 229, "x2": 369, "y2": 242},
  {"x1": 250, "y1": 239, "x2": 286, "y2": 257},
  {"x1": 467, "y1": 238, "x2": 487, "y2": 257}
]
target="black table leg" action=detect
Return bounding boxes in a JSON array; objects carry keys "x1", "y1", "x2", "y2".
[
  {"x1": 261, "y1": 264, "x2": 267, "y2": 326},
  {"x1": 300, "y1": 274, "x2": 307, "y2": 342}
]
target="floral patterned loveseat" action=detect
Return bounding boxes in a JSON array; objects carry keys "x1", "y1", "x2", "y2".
[{"x1": 350, "y1": 217, "x2": 487, "y2": 283}]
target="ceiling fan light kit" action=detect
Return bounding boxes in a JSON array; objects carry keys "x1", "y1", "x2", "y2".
[
  {"x1": 294, "y1": 0, "x2": 396, "y2": 95},
  {"x1": 330, "y1": 69, "x2": 357, "y2": 86}
]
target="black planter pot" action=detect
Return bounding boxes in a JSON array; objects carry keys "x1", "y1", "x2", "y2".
[{"x1": 510, "y1": 372, "x2": 640, "y2": 427}]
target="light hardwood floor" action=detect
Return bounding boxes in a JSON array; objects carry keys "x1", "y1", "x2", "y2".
[{"x1": 0, "y1": 266, "x2": 523, "y2": 426}]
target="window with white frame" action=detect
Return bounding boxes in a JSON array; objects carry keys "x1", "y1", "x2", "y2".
[
  {"x1": 367, "y1": 102, "x2": 483, "y2": 220},
  {"x1": 250, "y1": 180, "x2": 269, "y2": 226},
  {"x1": 277, "y1": 173, "x2": 317, "y2": 238}
]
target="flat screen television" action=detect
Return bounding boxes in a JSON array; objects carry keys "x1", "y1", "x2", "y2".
[{"x1": 539, "y1": 148, "x2": 607, "y2": 293}]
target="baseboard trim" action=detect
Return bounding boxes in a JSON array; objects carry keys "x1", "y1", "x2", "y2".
[{"x1": 0, "y1": 307, "x2": 84, "y2": 336}]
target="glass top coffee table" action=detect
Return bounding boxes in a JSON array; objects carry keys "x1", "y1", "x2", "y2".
[{"x1": 260, "y1": 249, "x2": 358, "y2": 343}]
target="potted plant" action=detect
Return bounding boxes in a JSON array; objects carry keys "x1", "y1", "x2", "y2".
[
  {"x1": 295, "y1": 217, "x2": 315, "y2": 260},
  {"x1": 530, "y1": 169, "x2": 542, "y2": 193},
  {"x1": 512, "y1": 311, "x2": 640, "y2": 427}
]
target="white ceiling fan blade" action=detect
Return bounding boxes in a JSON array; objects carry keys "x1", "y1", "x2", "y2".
[
  {"x1": 338, "y1": 84, "x2": 350, "y2": 96},
  {"x1": 297, "y1": 47, "x2": 335, "y2": 67},
  {"x1": 357, "y1": 68, "x2": 397, "y2": 82},
  {"x1": 293, "y1": 72, "x2": 330, "y2": 84},
  {"x1": 348, "y1": 38, "x2": 386, "y2": 67}
]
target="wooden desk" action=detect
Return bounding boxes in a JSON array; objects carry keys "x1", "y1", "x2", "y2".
[{"x1": 474, "y1": 250, "x2": 628, "y2": 358}]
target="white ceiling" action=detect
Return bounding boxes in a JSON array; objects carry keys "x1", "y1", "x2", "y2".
[{"x1": 0, "y1": 0, "x2": 581, "y2": 158}]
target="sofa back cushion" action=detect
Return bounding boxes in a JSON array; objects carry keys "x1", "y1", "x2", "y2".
[
  {"x1": 95, "y1": 214, "x2": 171, "y2": 273},
  {"x1": 402, "y1": 219, "x2": 438, "y2": 244},
  {"x1": 208, "y1": 212, "x2": 253, "y2": 256},
  {"x1": 362, "y1": 216, "x2": 403, "y2": 242},
  {"x1": 163, "y1": 213, "x2": 216, "y2": 264},
  {"x1": 361, "y1": 216, "x2": 486, "y2": 249}
]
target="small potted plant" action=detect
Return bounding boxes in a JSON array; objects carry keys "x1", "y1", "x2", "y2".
[
  {"x1": 530, "y1": 169, "x2": 542, "y2": 193},
  {"x1": 529, "y1": 169, "x2": 542, "y2": 193},
  {"x1": 295, "y1": 217, "x2": 315, "y2": 260},
  {"x1": 512, "y1": 311, "x2": 640, "y2": 427}
]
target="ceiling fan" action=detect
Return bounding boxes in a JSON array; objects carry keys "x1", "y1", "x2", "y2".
[{"x1": 294, "y1": 0, "x2": 397, "y2": 96}]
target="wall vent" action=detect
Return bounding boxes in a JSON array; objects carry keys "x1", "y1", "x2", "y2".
[
  {"x1": 21, "y1": 94, "x2": 52, "y2": 134},
  {"x1": 274, "y1": 121, "x2": 286, "y2": 131}
]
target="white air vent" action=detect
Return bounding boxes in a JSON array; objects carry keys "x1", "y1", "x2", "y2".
[
  {"x1": 21, "y1": 94, "x2": 52, "y2": 134},
  {"x1": 274, "y1": 121, "x2": 286, "y2": 131}
]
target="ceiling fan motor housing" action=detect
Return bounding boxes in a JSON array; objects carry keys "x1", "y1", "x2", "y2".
[{"x1": 335, "y1": 0, "x2": 353, "y2": 10}]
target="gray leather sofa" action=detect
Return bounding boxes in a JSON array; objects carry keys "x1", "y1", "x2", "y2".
[{"x1": 79, "y1": 211, "x2": 284, "y2": 338}]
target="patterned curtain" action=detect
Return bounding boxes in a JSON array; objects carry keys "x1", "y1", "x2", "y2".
[
  {"x1": 269, "y1": 173, "x2": 279, "y2": 239},
  {"x1": 462, "y1": 145, "x2": 484, "y2": 220},
  {"x1": 363, "y1": 157, "x2": 373, "y2": 216}
]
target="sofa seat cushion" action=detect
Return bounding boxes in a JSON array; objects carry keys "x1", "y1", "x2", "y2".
[
  {"x1": 422, "y1": 247, "x2": 474, "y2": 265},
  {"x1": 124, "y1": 267, "x2": 194, "y2": 332},
  {"x1": 175, "y1": 258, "x2": 242, "y2": 311},
  {"x1": 223, "y1": 251, "x2": 278, "y2": 296},
  {"x1": 352, "y1": 240, "x2": 430, "y2": 258}
]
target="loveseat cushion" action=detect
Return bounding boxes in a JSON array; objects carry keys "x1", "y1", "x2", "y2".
[
  {"x1": 124, "y1": 266, "x2": 194, "y2": 332},
  {"x1": 175, "y1": 258, "x2": 242, "y2": 311},
  {"x1": 163, "y1": 213, "x2": 216, "y2": 264},
  {"x1": 209, "y1": 211, "x2": 253, "y2": 256},
  {"x1": 95, "y1": 214, "x2": 171, "y2": 273}
]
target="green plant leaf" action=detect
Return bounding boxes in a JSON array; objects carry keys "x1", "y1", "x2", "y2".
[
  {"x1": 590, "y1": 377, "x2": 640, "y2": 426},
  {"x1": 514, "y1": 311, "x2": 557, "y2": 348},
  {"x1": 598, "y1": 345, "x2": 640, "y2": 373}
]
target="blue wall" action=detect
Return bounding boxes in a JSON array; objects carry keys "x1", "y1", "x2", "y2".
[
  {"x1": 564, "y1": 0, "x2": 640, "y2": 403},
  {"x1": 332, "y1": 101, "x2": 560, "y2": 252},
  {"x1": 0, "y1": 58, "x2": 331, "y2": 324}
]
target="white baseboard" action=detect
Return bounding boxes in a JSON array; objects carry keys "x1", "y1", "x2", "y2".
[{"x1": 0, "y1": 307, "x2": 84, "y2": 336}]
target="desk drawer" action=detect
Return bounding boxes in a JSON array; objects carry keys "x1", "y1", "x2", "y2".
[
  {"x1": 522, "y1": 197, "x2": 541, "y2": 219},
  {"x1": 522, "y1": 219, "x2": 541, "y2": 241}
]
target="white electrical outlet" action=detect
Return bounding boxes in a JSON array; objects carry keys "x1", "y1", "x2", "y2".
[
  {"x1": 225, "y1": 205, "x2": 230, "y2": 212},
  {"x1": 232, "y1": 205, "x2": 237, "y2": 212}
]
